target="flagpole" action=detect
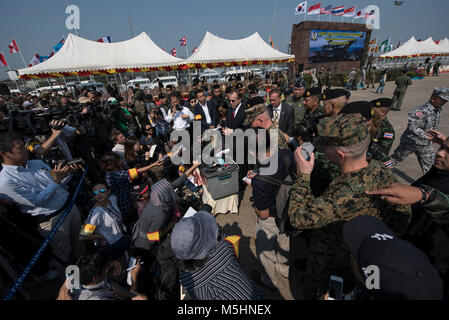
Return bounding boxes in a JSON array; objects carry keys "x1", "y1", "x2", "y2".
[
  {"x1": 184, "y1": 35, "x2": 191, "y2": 86},
  {"x1": 304, "y1": 2, "x2": 307, "y2": 21},
  {"x1": 14, "y1": 38, "x2": 37, "y2": 90},
  {"x1": 3, "y1": 55, "x2": 20, "y2": 91}
]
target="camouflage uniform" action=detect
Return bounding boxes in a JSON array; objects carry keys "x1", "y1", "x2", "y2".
[
  {"x1": 388, "y1": 101, "x2": 441, "y2": 174},
  {"x1": 302, "y1": 104, "x2": 325, "y2": 134},
  {"x1": 285, "y1": 95, "x2": 306, "y2": 126},
  {"x1": 270, "y1": 123, "x2": 289, "y2": 150},
  {"x1": 391, "y1": 74, "x2": 412, "y2": 110},
  {"x1": 310, "y1": 151, "x2": 340, "y2": 197},
  {"x1": 368, "y1": 118, "x2": 395, "y2": 162},
  {"x1": 288, "y1": 114, "x2": 411, "y2": 300}
]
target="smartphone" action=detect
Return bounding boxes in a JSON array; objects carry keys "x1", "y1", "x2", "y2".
[
  {"x1": 328, "y1": 275, "x2": 343, "y2": 300},
  {"x1": 242, "y1": 177, "x2": 252, "y2": 184}
]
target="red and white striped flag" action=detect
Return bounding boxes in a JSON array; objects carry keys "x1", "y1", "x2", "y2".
[
  {"x1": 8, "y1": 38, "x2": 19, "y2": 53},
  {"x1": 28, "y1": 53, "x2": 40, "y2": 67},
  {"x1": 307, "y1": 3, "x2": 321, "y2": 15},
  {"x1": 343, "y1": 6, "x2": 355, "y2": 17},
  {"x1": 171, "y1": 48, "x2": 176, "y2": 57},
  {"x1": 0, "y1": 52, "x2": 8, "y2": 66},
  {"x1": 192, "y1": 47, "x2": 198, "y2": 53},
  {"x1": 180, "y1": 35, "x2": 186, "y2": 46}
]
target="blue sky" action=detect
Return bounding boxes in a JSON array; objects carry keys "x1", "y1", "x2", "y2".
[{"x1": 1, "y1": 0, "x2": 448, "y2": 79}]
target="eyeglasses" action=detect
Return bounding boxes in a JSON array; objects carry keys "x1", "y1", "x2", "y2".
[
  {"x1": 93, "y1": 189, "x2": 106, "y2": 195},
  {"x1": 229, "y1": 99, "x2": 238, "y2": 103}
]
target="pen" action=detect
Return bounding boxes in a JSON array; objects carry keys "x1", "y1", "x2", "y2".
[{"x1": 126, "y1": 262, "x2": 144, "y2": 272}]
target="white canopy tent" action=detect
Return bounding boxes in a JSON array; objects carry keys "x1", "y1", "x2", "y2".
[
  {"x1": 18, "y1": 32, "x2": 184, "y2": 79},
  {"x1": 380, "y1": 36, "x2": 422, "y2": 58},
  {"x1": 380, "y1": 36, "x2": 449, "y2": 59},
  {"x1": 419, "y1": 37, "x2": 445, "y2": 55},
  {"x1": 437, "y1": 38, "x2": 449, "y2": 53},
  {"x1": 183, "y1": 31, "x2": 294, "y2": 68}
]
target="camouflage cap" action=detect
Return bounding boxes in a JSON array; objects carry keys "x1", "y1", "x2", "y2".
[
  {"x1": 316, "y1": 113, "x2": 369, "y2": 147},
  {"x1": 243, "y1": 103, "x2": 267, "y2": 126},
  {"x1": 432, "y1": 87, "x2": 449, "y2": 101}
]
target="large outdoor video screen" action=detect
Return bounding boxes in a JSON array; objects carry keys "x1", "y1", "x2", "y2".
[{"x1": 308, "y1": 29, "x2": 366, "y2": 63}]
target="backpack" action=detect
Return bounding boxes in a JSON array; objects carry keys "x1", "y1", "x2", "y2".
[{"x1": 256, "y1": 151, "x2": 302, "y2": 236}]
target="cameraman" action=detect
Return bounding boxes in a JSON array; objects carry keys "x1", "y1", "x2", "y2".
[
  {"x1": 0, "y1": 132, "x2": 85, "y2": 264},
  {"x1": 164, "y1": 94, "x2": 194, "y2": 131},
  {"x1": 29, "y1": 119, "x2": 67, "y2": 157}
]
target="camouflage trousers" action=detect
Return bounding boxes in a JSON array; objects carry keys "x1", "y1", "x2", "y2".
[
  {"x1": 392, "y1": 89, "x2": 406, "y2": 110},
  {"x1": 389, "y1": 142, "x2": 435, "y2": 174}
]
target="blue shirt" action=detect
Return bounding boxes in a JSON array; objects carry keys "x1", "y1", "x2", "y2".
[{"x1": 0, "y1": 160, "x2": 70, "y2": 216}]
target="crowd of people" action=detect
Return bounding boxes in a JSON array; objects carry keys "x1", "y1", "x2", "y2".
[{"x1": 0, "y1": 67, "x2": 448, "y2": 301}]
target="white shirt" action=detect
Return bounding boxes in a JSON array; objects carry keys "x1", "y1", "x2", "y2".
[
  {"x1": 166, "y1": 106, "x2": 194, "y2": 130},
  {"x1": 272, "y1": 103, "x2": 282, "y2": 121},
  {"x1": 84, "y1": 195, "x2": 124, "y2": 245},
  {"x1": 232, "y1": 103, "x2": 242, "y2": 118},
  {"x1": 112, "y1": 144, "x2": 125, "y2": 158},
  {"x1": 200, "y1": 102, "x2": 212, "y2": 124},
  {"x1": 0, "y1": 160, "x2": 70, "y2": 216}
]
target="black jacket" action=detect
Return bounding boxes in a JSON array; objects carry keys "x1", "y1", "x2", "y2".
[
  {"x1": 225, "y1": 103, "x2": 246, "y2": 130},
  {"x1": 193, "y1": 102, "x2": 217, "y2": 132},
  {"x1": 267, "y1": 102, "x2": 295, "y2": 136}
]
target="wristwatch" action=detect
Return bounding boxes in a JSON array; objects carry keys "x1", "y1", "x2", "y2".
[{"x1": 418, "y1": 185, "x2": 434, "y2": 204}]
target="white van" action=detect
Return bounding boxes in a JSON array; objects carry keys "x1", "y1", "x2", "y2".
[
  {"x1": 148, "y1": 76, "x2": 178, "y2": 90},
  {"x1": 126, "y1": 78, "x2": 151, "y2": 91},
  {"x1": 199, "y1": 69, "x2": 221, "y2": 84}
]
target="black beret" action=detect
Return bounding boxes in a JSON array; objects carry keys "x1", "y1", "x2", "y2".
[
  {"x1": 303, "y1": 87, "x2": 322, "y2": 99},
  {"x1": 339, "y1": 101, "x2": 375, "y2": 121},
  {"x1": 322, "y1": 88, "x2": 350, "y2": 101},
  {"x1": 371, "y1": 98, "x2": 393, "y2": 109}
]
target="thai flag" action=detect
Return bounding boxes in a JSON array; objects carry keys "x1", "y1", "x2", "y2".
[
  {"x1": 384, "y1": 160, "x2": 394, "y2": 168},
  {"x1": 331, "y1": 6, "x2": 345, "y2": 15},
  {"x1": 383, "y1": 133, "x2": 394, "y2": 139},
  {"x1": 343, "y1": 6, "x2": 355, "y2": 17},
  {"x1": 307, "y1": 3, "x2": 321, "y2": 15},
  {"x1": 320, "y1": 5, "x2": 332, "y2": 14},
  {"x1": 97, "y1": 36, "x2": 112, "y2": 43},
  {"x1": 180, "y1": 35, "x2": 186, "y2": 46}
]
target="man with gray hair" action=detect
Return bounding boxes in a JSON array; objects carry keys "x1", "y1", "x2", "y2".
[{"x1": 387, "y1": 87, "x2": 449, "y2": 174}]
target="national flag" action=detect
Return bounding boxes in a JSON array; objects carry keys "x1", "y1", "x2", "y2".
[
  {"x1": 343, "y1": 6, "x2": 355, "y2": 17},
  {"x1": 146, "y1": 231, "x2": 160, "y2": 242},
  {"x1": 396, "y1": 39, "x2": 402, "y2": 49},
  {"x1": 0, "y1": 52, "x2": 8, "y2": 66},
  {"x1": 331, "y1": 6, "x2": 345, "y2": 16},
  {"x1": 383, "y1": 133, "x2": 394, "y2": 139},
  {"x1": 53, "y1": 39, "x2": 65, "y2": 53},
  {"x1": 8, "y1": 38, "x2": 19, "y2": 53},
  {"x1": 97, "y1": 36, "x2": 112, "y2": 43},
  {"x1": 380, "y1": 39, "x2": 390, "y2": 52},
  {"x1": 384, "y1": 160, "x2": 393, "y2": 168},
  {"x1": 435, "y1": 40, "x2": 440, "y2": 45},
  {"x1": 365, "y1": 9, "x2": 375, "y2": 18},
  {"x1": 355, "y1": 8, "x2": 365, "y2": 19},
  {"x1": 170, "y1": 48, "x2": 176, "y2": 57},
  {"x1": 295, "y1": 1, "x2": 307, "y2": 15},
  {"x1": 192, "y1": 47, "x2": 198, "y2": 53},
  {"x1": 307, "y1": 3, "x2": 321, "y2": 15},
  {"x1": 369, "y1": 39, "x2": 376, "y2": 45},
  {"x1": 180, "y1": 35, "x2": 186, "y2": 46},
  {"x1": 394, "y1": 1, "x2": 404, "y2": 6},
  {"x1": 269, "y1": 36, "x2": 274, "y2": 48},
  {"x1": 320, "y1": 5, "x2": 332, "y2": 14},
  {"x1": 28, "y1": 53, "x2": 40, "y2": 67}
]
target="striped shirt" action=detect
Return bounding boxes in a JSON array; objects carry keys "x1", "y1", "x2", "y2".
[{"x1": 179, "y1": 240, "x2": 265, "y2": 300}]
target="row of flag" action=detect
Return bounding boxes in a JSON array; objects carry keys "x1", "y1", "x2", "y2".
[
  {"x1": 294, "y1": 2, "x2": 375, "y2": 19},
  {"x1": 165, "y1": 35, "x2": 197, "y2": 57}
]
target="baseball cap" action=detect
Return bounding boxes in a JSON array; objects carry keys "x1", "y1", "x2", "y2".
[
  {"x1": 343, "y1": 215, "x2": 443, "y2": 300},
  {"x1": 432, "y1": 87, "x2": 449, "y2": 101}
]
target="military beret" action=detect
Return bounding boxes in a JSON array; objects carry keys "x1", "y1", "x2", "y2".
[
  {"x1": 316, "y1": 113, "x2": 369, "y2": 147},
  {"x1": 247, "y1": 96, "x2": 265, "y2": 108},
  {"x1": 243, "y1": 103, "x2": 267, "y2": 126},
  {"x1": 322, "y1": 88, "x2": 349, "y2": 101},
  {"x1": 432, "y1": 87, "x2": 449, "y2": 101},
  {"x1": 294, "y1": 80, "x2": 306, "y2": 88},
  {"x1": 371, "y1": 98, "x2": 393, "y2": 109},
  {"x1": 235, "y1": 83, "x2": 243, "y2": 89},
  {"x1": 339, "y1": 101, "x2": 375, "y2": 121},
  {"x1": 303, "y1": 87, "x2": 322, "y2": 99}
]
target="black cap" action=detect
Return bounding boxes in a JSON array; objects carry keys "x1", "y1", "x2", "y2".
[
  {"x1": 158, "y1": 93, "x2": 166, "y2": 99},
  {"x1": 322, "y1": 88, "x2": 350, "y2": 101},
  {"x1": 371, "y1": 98, "x2": 393, "y2": 109},
  {"x1": 343, "y1": 215, "x2": 443, "y2": 300},
  {"x1": 303, "y1": 87, "x2": 322, "y2": 99},
  {"x1": 339, "y1": 101, "x2": 374, "y2": 121},
  {"x1": 247, "y1": 96, "x2": 265, "y2": 108}
]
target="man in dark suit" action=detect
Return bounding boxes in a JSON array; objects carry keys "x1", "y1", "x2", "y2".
[
  {"x1": 193, "y1": 90, "x2": 216, "y2": 133},
  {"x1": 267, "y1": 88, "x2": 295, "y2": 137},
  {"x1": 224, "y1": 90, "x2": 246, "y2": 132}
]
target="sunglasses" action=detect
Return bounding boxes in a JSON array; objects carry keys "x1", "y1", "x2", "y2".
[
  {"x1": 229, "y1": 99, "x2": 237, "y2": 103},
  {"x1": 93, "y1": 189, "x2": 106, "y2": 195}
]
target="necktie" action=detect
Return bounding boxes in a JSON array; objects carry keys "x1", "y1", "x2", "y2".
[
  {"x1": 273, "y1": 108, "x2": 279, "y2": 126},
  {"x1": 232, "y1": 109, "x2": 236, "y2": 120}
]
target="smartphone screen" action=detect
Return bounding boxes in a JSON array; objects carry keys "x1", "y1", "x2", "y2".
[{"x1": 329, "y1": 276, "x2": 343, "y2": 300}]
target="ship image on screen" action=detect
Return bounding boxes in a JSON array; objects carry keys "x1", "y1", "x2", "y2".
[{"x1": 308, "y1": 29, "x2": 366, "y2": 63}]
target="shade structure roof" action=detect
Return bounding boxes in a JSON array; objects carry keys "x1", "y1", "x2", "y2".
[
  {"x1": 18, "y1": 32, "x2": 184, "y2": 79},
  {"x1": 380, "y1": 36, "x2": 449, "y2": 58},
  {"x1": 183, "y1": 31, "x2": 295, "y2": 69}
]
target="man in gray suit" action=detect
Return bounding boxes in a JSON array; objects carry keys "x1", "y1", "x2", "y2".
[{"x1": 267, "y1": 88, "x2": 295, "y2": 137}]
